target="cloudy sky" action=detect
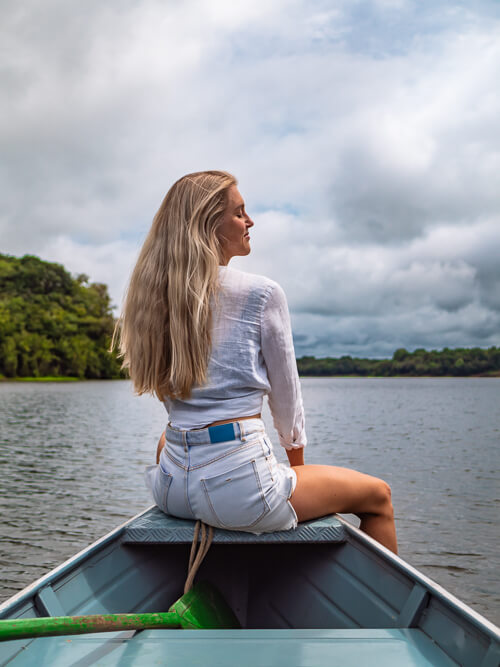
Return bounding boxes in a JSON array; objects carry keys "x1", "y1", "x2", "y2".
[{"x1": 2, "y1": 0, "x2": 499, "y2": 358}]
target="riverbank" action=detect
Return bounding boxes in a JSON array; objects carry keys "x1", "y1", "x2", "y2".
[
  {"x1": 297, "y1": 348, "x2": 500, "y2": 378},
  {"x1": 0, "y1": 376, "x2": 83, "y2": 382},
  {"x1": 1, "y1": 372, "x2": 499, "y2": 382},
  {"x1": 298, "y1": 370, "x2": 500, "y2": 378}
]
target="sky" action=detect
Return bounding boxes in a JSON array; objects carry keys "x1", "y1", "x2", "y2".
[{"x1": 2, "y1": 0, "x2": 499, "y2": 358}]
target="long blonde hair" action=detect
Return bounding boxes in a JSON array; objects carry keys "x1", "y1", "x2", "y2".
[{"x1": 115, "y1": 170, "x2": 237, "y2": 400}]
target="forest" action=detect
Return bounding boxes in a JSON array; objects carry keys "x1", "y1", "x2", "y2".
[
  {"x1": 297, "y1": 347, "x2": 500, "y2": 377},
  {"x1": 1, "y1": 253, "x2": 498, "y2": 379},
  {"x1": 0, "y1": 253, "x2": 123, "y2": 379}
]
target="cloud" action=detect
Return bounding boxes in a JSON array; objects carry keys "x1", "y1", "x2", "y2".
[
  {"x1": 236, "y1": 211, "x2": 500, "y2": 356},
  {"x1": 38, "y1": 236, "x2": 142, "y2": 310},
  {"x1": 1, "y1": 0, "x2": 499, "y2": 355}
]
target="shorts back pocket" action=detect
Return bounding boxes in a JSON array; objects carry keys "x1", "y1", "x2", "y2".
[{"x1": 202, "y1": 459, "x2": 270, "y2": 529}]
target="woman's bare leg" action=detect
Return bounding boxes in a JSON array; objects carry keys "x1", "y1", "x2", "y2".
[{"x1": 289, "y1": 465, "x2": 398, "y2": 554}]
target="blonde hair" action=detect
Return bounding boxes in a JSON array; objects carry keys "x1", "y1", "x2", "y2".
[{"x1": 114, "y1": 170, "x2": 237, "y2": 400}]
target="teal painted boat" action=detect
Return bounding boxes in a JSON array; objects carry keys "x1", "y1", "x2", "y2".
[{"x1": 0, "y1": 507, "x2": 498, "y2": 666}]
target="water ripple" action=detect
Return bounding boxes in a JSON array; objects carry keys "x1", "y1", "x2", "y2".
[{"x1": 1, "y1": 377, "x2": 499, "y2": 624}]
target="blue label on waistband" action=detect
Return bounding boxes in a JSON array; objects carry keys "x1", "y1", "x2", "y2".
[{"x1": 208, "y1": 422, "x2": 236, "y2": 443}]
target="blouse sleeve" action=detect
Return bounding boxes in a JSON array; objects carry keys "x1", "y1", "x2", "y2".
[{"x1": 261, "y1": 283, "x2": 307, "y2": 450}]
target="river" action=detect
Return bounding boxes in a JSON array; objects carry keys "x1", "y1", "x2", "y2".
[{"x1": 0, "y1": 377, "x2": 498, "y2": 624}]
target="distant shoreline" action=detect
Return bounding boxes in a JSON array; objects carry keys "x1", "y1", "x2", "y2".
[
  {"x1": 1, "y1": 373, "x2": 499, "y2": 383},
  {"x1": 0, "y1": 376, "x2": 83, "y2": 382},
  {"x1": 298, "y1": 372, "x2": 500, "y2": 379}
]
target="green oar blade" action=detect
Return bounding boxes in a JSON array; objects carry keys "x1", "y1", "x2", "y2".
[
  {"x1": 0, "y1": 611, "x2": 181, "y2": 642},
  {"x1": 170, "y1": 582, "x2": 241, "y2": 630}
]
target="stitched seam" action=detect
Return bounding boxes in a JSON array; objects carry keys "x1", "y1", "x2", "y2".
[
  {"x1": 164, "y1": 449, "x2": 188, "y2": 471},
  {"x1": 185, "y1": 448, "x2": 195, "y2": 518},
  {"x1": 262, "y1": 442, "x2": 275, "y2": 480},
  {"x1": 201, "y1": 459, "x2": 270, "y2": 529},
  {"x1": 188, "y1": 441, "x2": 260, "y2": 470},
  {"x1": 259, "y1": 283, "x2": 276, "y2": 352},
  {"x1": 259, "y1": 282, "x2": 277, "y2": 329},
  {"x1": 201, "y1": 480, "x2": 219, "y2": 526},
  {"x1": 167, "y1": 422, "x2": 264, "y2": 447},
  {"x1": 248, "y1": 460, "x2": 271, "y2": 526},
  {"x1": 157, "y1": 470, "x2": 173, "y2": 512}
]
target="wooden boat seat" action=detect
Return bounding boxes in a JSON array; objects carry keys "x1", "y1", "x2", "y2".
[{"x1": 122, "y1": 506, "x2": 347, "y2": 544}]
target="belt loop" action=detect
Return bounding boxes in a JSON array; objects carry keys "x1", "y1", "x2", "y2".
[
  {"x1": 240, "y1": 420, "x2": 246, "y2": 442},
  {"x1": 183, "y1": 430, "x2": 188, "y2": 452}
]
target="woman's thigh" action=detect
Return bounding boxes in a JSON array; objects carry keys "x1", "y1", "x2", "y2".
[{"x1": 289, "y1": 464, "x2": 390, "y2": 522}]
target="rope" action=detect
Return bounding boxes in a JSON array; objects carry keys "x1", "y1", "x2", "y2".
[{"x1": 184, "y1": 520, "x2": 214, "y2": 594}]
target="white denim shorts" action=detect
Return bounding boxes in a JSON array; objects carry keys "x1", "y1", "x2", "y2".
[{"x1": 144, "y1": 418, "x2": 297, "y2": 534}]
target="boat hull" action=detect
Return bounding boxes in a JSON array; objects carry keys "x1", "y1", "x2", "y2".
[{"x1": 1, "y1": 508, "x2": 498, "y2": 666}]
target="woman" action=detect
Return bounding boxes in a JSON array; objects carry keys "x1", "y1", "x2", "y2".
[{"x1": 116, "y1": 170, "x2": 397, "y2": 553}]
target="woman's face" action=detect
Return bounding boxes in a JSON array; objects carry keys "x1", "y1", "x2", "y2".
[{"x1": 217, "y1": 185, "x2": 254, "y2": 265}]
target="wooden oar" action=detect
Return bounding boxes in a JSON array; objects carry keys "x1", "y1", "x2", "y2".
[
  {"x1": 0, "y1": 611, "x2": 180, "y2": 641},
  {"x1": 0, "y1": 582, "x2": 240, "y2": 641}
]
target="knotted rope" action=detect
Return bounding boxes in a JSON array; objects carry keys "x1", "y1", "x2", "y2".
[{"x1": 184, "y1": 520, "x2": 214, "y2": 594}]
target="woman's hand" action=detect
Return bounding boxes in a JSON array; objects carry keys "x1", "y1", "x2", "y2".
[{"x1": 286, "y1": 447, "x2": 305, "y2": 467}]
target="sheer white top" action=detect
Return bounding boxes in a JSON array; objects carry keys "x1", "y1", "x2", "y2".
[{"x1": 164, "y1": 266, "x2": 306, "y2": 450}]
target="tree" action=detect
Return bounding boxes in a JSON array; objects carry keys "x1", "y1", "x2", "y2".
[
  {"x1": 296, "y1": 346, "x2": 500, "y2": 377},
  {"x1": 392, "y1": 348, "x2": 409, "y2": 362},
  {"x1": 0, "y1": 253, "x2": 124, "y2": 379}
]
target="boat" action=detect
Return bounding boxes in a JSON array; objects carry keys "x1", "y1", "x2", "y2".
[{"x1": 0, "y1": 506, "x2": 498, "y2": 666}]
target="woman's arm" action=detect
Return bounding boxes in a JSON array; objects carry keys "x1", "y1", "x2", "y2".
[
  {"x1": 286, "y1": 447, "x2": 305, "y2": 466},
  {"x1": 156, "y1": 431, "x2": 166, "y2": 464},
  {"x1": 261, "y1": 283, "x2": 307, "y2": 456}
]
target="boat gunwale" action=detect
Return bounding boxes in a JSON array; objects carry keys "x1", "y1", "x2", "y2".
[
  {"x1": 336, "y1": 515, "x2": 500, "y2": 640},
  {"x1": 0, "y1": 506, "x2": 155, "y2": 617}
]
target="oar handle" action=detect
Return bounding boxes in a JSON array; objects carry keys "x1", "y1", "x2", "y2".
[{"x1": 0, "y1": 611, "x2": 181, "y2": 641}]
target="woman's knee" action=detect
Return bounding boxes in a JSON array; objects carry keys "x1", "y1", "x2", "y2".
[{"x1": 369, "y1": 478, "x2": 394, "y2": 517}]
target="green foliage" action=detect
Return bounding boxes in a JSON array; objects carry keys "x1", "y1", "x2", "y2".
[
  {"x1": 3, "y1": 252, "x2": 497, "y2": 381},
  {"x1": 392, "y1": 348, "x2": 409, "y2": 362},
  {"x1": 297, "y1": 346, "x2": 500, "y2": 377},
  {"x1": 0, "y1": 253, "x2": 124, "y2": 379}
]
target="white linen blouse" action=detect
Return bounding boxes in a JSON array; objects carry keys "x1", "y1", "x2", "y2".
[{"x1": 164, "y1": 266, "x2": 307, "y2": 450}]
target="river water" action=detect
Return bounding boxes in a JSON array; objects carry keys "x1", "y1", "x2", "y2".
[{"x1": 0, "y1": 378, "x2": 498, "y2": 624}]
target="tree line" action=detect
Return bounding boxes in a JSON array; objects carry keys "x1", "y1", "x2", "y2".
[
  {"x1": 0, "y1": 253, "x2": 123, "y2": 379},
  {"x1": 1, "y1": 253, "x2": 498, "y2": 379},
  {"x1": 297, "y1": 347, "x2": 500, "y2": 377}
]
